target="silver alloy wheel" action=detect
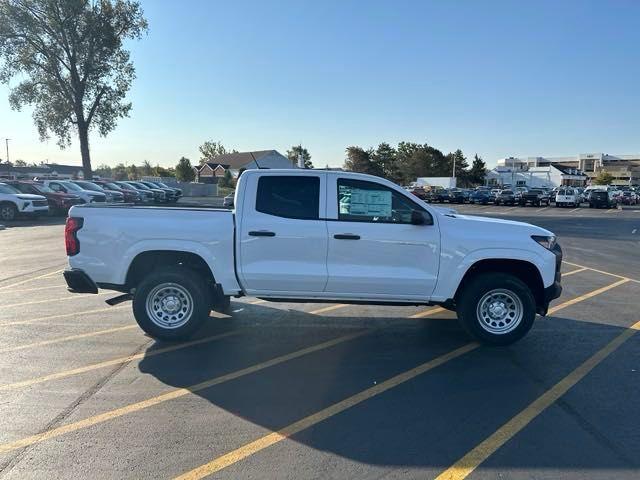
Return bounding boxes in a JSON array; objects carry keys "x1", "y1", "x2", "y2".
[
  {"x1": 476, "y1": 288, "x2": 524, "y2": 335},
  {"x1": 0, "y1": 205, "x2": 15, "y2": 221},
  {"x1": 145, "y1": 282, "x2": 194, "y2": 329}
]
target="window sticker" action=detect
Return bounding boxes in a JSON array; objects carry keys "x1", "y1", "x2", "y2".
[{"x1": 340, "y1": 188, "x2": 392, "y2": 217}]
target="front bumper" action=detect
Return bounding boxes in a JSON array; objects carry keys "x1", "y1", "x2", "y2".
[
  {"x1": 539, "y1": 243, "x2": 563, "y2": 315},
  {"x1": 63, "y1": 269, "x2": 98, "y2": 294}
]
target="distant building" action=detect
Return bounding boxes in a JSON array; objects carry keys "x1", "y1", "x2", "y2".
[
  {"x1": 0, "y1": 163, "x2": 85, "y2": 180},
  {"x1": 496, "y1": 153, "x2": 640, "y2": 186},
  {"x1": 195, "y1": 150, "x2": 295, "y2": 184},
  {"x1": 487, "y1": 164, "x2": 587, "y2": 188}
]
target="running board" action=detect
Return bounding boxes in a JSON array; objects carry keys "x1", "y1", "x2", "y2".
[{"x1": 105, "y1": 293, "x2": 133, "y2": 306}]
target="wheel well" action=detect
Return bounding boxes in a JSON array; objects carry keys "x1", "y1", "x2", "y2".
[
  {"x1": 126, "y1": 250, "x2": 215, "y2": 290},
  {"x1": 455, "y1": 259, "x2": 544, "y2": 306}
]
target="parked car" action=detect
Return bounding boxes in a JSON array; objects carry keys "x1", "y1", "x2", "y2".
[
  {"x1": 447, "y1": 189, "x2": 469, "y2": 204},
  {"x1": 0, "y1": 182, "x2": 49, "y2": 221},
  {"x1": 555, "y1": 188, "x2": 580, "y2": 207},
  {"x1": 6, "y1": 180, "x2": 82, "y2": 215},
  {"x1": 64, "y1": 169, "x2": 562, "y2": 346},
  {"x1": 113, "y1": 181, "x2": 154, "y2": 203},
  {"x1": 469, "y1": 190, "x2": 491, "y2": 205},
  {"x1": 93, "y1": 180, "x2": 141, "y2": 204},
  {"x1": 41, "y1": 180, "x2": 107, "y2": 204},
  {"x1": 407, "y1": 186, "x2": 428, "y2": 201},
  {"x1": 620, "y1": 191, "x2": 638, "y2": 205},
  {"x1": 139, "y1": 181, "x2": 178, "y2": 203},
  {"x1": 519, "y1": 189, "x2": 550, "y2": 207},
  {"x1": 495, "y1": 189, "x2": 516, "y2": 205},
  {"x1": 71, "y1": 180, "x2": 124, "y2": 203},
  {"x1": 489, "y1": 189, "x2": 500, "y2": 203},
  {"x1": 125, "y1": 181, "x2": 167, "y2": 203},
  {"x1": 223, "y1": 192, "x2": 235, "y2": 208},
  {"x1": 431, "y1": 188, "x2": 450, "y2": 203},
  {"x1": 588, "y1": 190, "x2": 617, "y2": 209},
  {"x1": 153, "y1": 181, "x2": 182, "y2": 201}
]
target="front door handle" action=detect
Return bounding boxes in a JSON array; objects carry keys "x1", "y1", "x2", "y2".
[
  {"x1": 334, "y1": 234, "x2": 360, "y2": 240},
  {"x1": 248, "y1": 231, "x2": 276, "y2": 237}
]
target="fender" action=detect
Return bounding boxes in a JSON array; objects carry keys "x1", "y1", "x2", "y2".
[
  {"x1": 118, "y1": 239, "x2": 241, "y2": 294},
  {"x1": 430, "y1": 247, "x2": 553, "y2": 302}
]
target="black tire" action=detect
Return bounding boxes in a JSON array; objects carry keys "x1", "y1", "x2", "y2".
[
  {"x1": 213, "y1": 294, "x2": 231, "y2": 314},
  {"x1": 132, "y1": 266, "x2": 211, "y2": 340},
  {"x1": 0, "y1": 202, "x2": 17, "y2": 221},
  {"x1": 456, "y1": 272, "x2": 536, "y2": 346}
]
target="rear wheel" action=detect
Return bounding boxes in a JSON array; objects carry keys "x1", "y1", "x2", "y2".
[
  {"x1": 132, "y1": 266, "x2": 211, "y2": 340},
  {"x1": 456, "y1": 273, "x2": 536, "y2": 345}
]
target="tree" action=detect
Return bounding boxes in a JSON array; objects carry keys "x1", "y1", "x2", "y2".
[
  {"x1": 287, "y1": 144, "x2": 313, "y2": 168},
  {"x1": 175, "y1": 156, "x2": 195, "y2": 182},
  {"x1": 112, "y1": 162, "x2": 126, "y2": 180},
  {"x1": 593, "y1": 171, "x2": 614, "y2": 185},
  {"x1": 371, "y1": 142, "x2": 401, "y2": 184},
  {"x1": 140, "y1": 159, "x2": 153, "y2": 176},
  {"x1": 343, "y1": 146, "x2": 379, "y2": 175},
  {"x1": 468, "y1": 154, "x2": 487, "y2": 186},
  {"x1": 0, "y1": 1, "x2": 148, "y2": 179},
  {"x1": 126, "y1": 163, "x2": 138, "y2": 180},
  {"x1": 153, "y1": 164, "x2": 174, "y2": 178},
  {"x1": 199, "y1": 140, "x2": 231, "y2": 165},
  {"x1": 14, "y1": 159, "x2": 27, "y2": 167},
  {"x1": 218, "y1": 168, "x2": 233, "y2": 188},
  {"x1": 451, "y1": 149, "x2": 470, "y2": 186},
  {"x1": 94, "y1": 163, "x2": 112, "y2": 178}
]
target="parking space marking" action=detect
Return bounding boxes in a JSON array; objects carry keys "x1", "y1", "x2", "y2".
[
  {"x1": 308, "y1": 304, "x2": 348, "y2": 315},
  {"x1": 0, "y1": 325, "x2": 138, "y2": 354},
  {"x1": 0, "y1": 268, "x2": 64, "y2": 292},
  {"x1": 568, "y1": 207, "x2": 581, "y2": 213},
  {"x1": 535, "y1": 207, "x2": 549, "y2": 212},
  {"x1": 0, "y1": 305, "x2": 129, "y2": 327},
  {"x1": 6, "y1": 283, "x2": 67, "y2": 294},
  {"x1": 562, "y1": 260, "x2": 639, "y2": 284},
  {"x1": 247, "y1": 299, "x2": 267, "y2": 305},
  {"x1": 0, "y1": 330, "x2": 241, "y2": 392},
  {"x1": 547, "y1": 278, "x2": 630, "y2": 315},
  {"x1": 2, "y1": 291, "x2": 111, "y2": 309},
  {"x1": 434, "y1": 320, "x2": 640, "y2": 480},
  {"x1": 561, "y1": 267, "x2": 588, "y2": 277},
  {"x1": 409, "y1": 306, "x2": 446, "y2": 318},
  {"x1": 172, "y1": 342, "x2": 479, "y2": 480},
  {"x1": 0, "y1": 330, "x2": 366, "y2": 453}
]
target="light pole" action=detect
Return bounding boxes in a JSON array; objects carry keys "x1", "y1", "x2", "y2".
[{"x1": 4, "y1": 138, "x2": 9, "y2": 164}]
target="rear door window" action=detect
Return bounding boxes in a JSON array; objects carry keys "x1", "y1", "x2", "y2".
[{"x1": 256, "y1": 176, "x2": 320, "y2": 220}]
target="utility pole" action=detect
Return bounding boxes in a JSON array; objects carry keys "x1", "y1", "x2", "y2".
[{"x1": 4, "y1": 138, "x2": 9, "y2": 164}]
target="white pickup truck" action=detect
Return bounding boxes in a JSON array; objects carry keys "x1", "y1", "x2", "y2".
[{"x1": 63, "y1": 170, "x2": 562, "y2": 345}]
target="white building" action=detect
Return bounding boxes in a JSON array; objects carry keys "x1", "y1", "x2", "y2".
[{"x1": 486, "y1": 164, "x2": 587, "y2": 188}]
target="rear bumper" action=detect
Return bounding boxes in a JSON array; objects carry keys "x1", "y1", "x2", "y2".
[{"x1": 63, "y1": 269, "x2": 98, "y2": 294}]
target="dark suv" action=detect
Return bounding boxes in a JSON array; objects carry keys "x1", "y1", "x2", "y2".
[
  {"x1": 495, "y1": 189, "x2": 516, "y2": 206},
  {"x1": 520, "y1": 189, "x2": 550, "y2": 207},
  {"x1": 588, "y1": 190, "x2": 616, "y2": 209}
]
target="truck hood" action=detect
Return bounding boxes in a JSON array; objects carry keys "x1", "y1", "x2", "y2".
[
  {"x1": 442, "y1": 213, "x2": 554, "y2": 237},
  {"x1": 16, "y1": 194, "x2": 47, "y2": 201}
]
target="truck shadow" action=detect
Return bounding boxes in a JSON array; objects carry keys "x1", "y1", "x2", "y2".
[{"x1": 137, "y1": 301, "x2": 638, "y2": 473}]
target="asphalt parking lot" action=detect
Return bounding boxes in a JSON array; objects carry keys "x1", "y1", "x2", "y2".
[{"x1": 0, "y1": 204, "x2": 638, "y2": 479}]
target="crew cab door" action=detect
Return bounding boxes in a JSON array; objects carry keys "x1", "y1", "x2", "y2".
[
  {"x1": 324, "y1": 175, "x2": 439, "y2": 300},
  {"x1": 237, "y1": 173, "x2": 328, "y2": 294}
]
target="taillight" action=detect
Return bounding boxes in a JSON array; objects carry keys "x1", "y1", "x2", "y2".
[{"x1": 65, "y1": 217, "x2": 84, "y2": 256}]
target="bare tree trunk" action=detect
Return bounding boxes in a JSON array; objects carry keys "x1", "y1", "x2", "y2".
[{"x1": 78, "y1": 122, "x2": 92, "y2": 179}]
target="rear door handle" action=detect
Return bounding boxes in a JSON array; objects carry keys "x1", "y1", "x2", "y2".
[
  {"x1": 248, "y1": 231, "x2": 276, "y2": 237},
  {"x1": 334, "y1": 234, "x2": 360, "y2": 240}
]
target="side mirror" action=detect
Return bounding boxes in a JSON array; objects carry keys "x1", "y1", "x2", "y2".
[{"x1": 411, "y1": 210, "x2": 432, "y2": 225}]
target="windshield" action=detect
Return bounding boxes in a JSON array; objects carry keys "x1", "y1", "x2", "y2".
[
  {"x1": 0, "y1": 183, "x2": 21, "y2": 194},
  {"x1": 74, "y1": 181, "x2": 104, "y2": 192},
  {"x1": 104, "y1": 182, "x2": 122, "y2": 190},
  {"x1": 133, "y1": 182, "x2": 151, "y2": 190},
  {"x1": 60, "y1": 181, "x2": 83, "y2": 192},
  {"x1": 32, "y1": 183, "x2": 53, "y2": 193},
  {"x1": 156, "y1": 182, "x2": 170, "y2": 188}
]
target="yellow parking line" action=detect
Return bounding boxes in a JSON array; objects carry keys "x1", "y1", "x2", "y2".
[
  {"x1": 173, "y1": 342, "x2": 479, "y2": 480},
  {"x1": 562, "y1": 260, "x2": 639, "y2": 284},
  {"x1": 0, "y1": 330, "x2": 241, "y2": 392},
  {"x1": 0, "y1": 268, "x2": 64, "y2": 292},
  {"x1": 434, "y1": 320, "x2": 640, "y2": 480},
  {"x1": 0, "y1": 330, "x2": 366, "y2": 453},
  {"x1": 561, "y1": 267, "x2": 588, "y2": 277},
  {"x1": 547, "y1": 278, "x2": 630, "y2": 315},
  {"x1": 0, "y1": 305, "x2": 129, "y2": 327},
  {"x1": 0, "y1": 325, "x2": 138, "y2": 354},
  {"x1": 6, "y1": 283, "x2": 67, "y2": 294},
  {"x1": 409, "y1": 306, "x2": 447, "y2": 318},
  {"x1": 308, "y1": 304, "x2": 348, "y2": 315},
  {"x1": 2, "y1": 291, "x2": 111, "y2": 309}
]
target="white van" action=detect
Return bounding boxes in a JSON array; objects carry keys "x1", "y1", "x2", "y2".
[{"x1": 555, "y1": 188, "x2": 580, "y2": 207}]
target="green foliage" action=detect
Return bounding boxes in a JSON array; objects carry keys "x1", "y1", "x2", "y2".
[
  {"x1": 372, "y1": 143, "x2": 402, "y2": 184},
  {"x1": 468, "y1": 154, "x2": 487, "y2": 186},
  {"x1": 126, "y1": 163, "x2": 138, "y2": 180},
  {"x1": 199, "y1": 140, "x2": 234, "y2": 165},
  {"x1": 14, "y1": 159, "x2": 27, "y2": 167},
  {"x1": 343, "y1": 146, "x2": 380, "y2": 176},
  {"x1": 140, "y1": 159, "x2": 153, "y2": 176},
  {"x1": 153, "y1": 164, "x2": 174, "y2": 178},
  {"x1": 0, "y1": 0, "x2": 148, "y2": 179},
  {"x1": 175, "y1": 157, "x2": 195, "y2": 182},
  {"x1": 218, "y1": 168, "x2": 234, "y2": 188},
  {"x1": 94, "y1": 164, "x2": 113, "y2": 178},
  {"x1": 112, "y1": 162, "x2": 127, "y2": 180},
  {"x1": 593, "y1": 171, "x2": 614, "y2": 185},
  {"x1": 287, "y1": 144, "x2": 313, "y2": 168}
]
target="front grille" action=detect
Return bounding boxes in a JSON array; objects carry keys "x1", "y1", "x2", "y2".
[
  {"x1": 92, "y1": 196, "x2": 106, "y2": 203},
  {"x1": 33, "y1": 200, "x2": 48, "y2": 207}
]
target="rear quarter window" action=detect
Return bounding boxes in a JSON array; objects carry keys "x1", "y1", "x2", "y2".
[{"x1": 256, "y1": 176, "x2": 320, "y2": 220}]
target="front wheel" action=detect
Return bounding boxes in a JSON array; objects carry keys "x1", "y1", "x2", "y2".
[
  {"x1": 132, "y1": 266, "x2": 211, "y2": 340},
  {"x1": 456, "y1": 273, "x2": 536, "y2": 345},
  {"x1": 0, "y1": 203, "x2": 17, "y2": 221}
]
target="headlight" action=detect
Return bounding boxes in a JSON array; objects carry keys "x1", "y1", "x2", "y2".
[{"x1": 532, "y1": 235, "x2": 556, "y2": 250}]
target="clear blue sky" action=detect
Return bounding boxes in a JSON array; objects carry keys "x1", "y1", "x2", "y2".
[{"x1": 1, "y1": 0, "x2": 640, "y2": 169}]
